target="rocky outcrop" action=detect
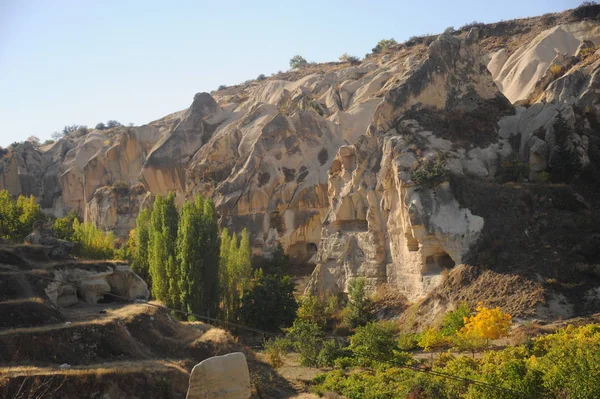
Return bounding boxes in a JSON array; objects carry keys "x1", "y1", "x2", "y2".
[
  {"x1": 44, "y1": 263, "x2": 149, "y2": 307},
  {"x1": 3, "y1": 10, "x2": 600, "y2": 319}
]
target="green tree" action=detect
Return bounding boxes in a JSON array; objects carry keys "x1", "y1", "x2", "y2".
[
  {"x1": 131, "y1": 209, "x2": 151, "y2": 282},
  {"x1": 53, "y1": 210, "x2": 79, "y2": 241},
  {"x1": 72, "y1": 219, "x2": 115, "y2": 259},
  {"x1": 343, "y1": 277, "x2": 372, "y2": 328},
  {"x1": 285, "y1": 319, "x2": 325, "y2": 367},
  {"x1": 148, "y1": 192, "x2": 179, "y2": 308},
  {"x1": 372, "y1": 38, "x2": 397, "y2": 53},
  {"x1": 177, "y1": 196, "x2": 220, "y2": 317},
  {"x1": 418, "y1": 328, "x2": 450, "y2": 359},
  {"x1": 238, "y1": 269, "x2": 298, "y2": 331},
  {"x1": 289, "y1": 55, "x2": 308, "y2": 69},
  {"x1": 219, "y1": 228, "x2": 253, "y2": 321},
  {"x1": 0, "y1": 190, "x2": 42, "y2": 242},
  {"x1": 350, "y1": 322, "x2": 402, "y2": 364},
  {"x1": 441, "y1": 302, "x2": 471, "y2": 336}
]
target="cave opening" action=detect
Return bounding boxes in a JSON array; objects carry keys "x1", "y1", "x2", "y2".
[{"x1": 423, "y1": 253, "x2": 455, "y2": 275}]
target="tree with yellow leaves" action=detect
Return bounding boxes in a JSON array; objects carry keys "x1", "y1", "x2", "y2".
[{"x1": 462, "y1": 302, "x2": 512, "y2": 340}]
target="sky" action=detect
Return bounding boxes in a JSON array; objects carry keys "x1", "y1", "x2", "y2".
[{"x1": 0, "y1": 0, "x2": 582, "y2": 146}]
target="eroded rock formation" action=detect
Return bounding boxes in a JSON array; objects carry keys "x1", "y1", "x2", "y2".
[{"x1": 3, "y1": 9, "x2": 600, "y2": 318}]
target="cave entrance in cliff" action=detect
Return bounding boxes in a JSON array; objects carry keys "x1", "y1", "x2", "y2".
[
  {"x1": 97, "y1": 293, "x2": 119, "y2": 304},
  {"x1": 423, "y1": 253, "x2": 455, "y2": 275},
  {"x1": 306, "y1": 243, "x2": 318, "y2": 255}
]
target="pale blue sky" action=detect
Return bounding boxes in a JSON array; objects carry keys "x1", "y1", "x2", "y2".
[{"x1": 0, "y1": 0, "x2": 580, "y2": 146}]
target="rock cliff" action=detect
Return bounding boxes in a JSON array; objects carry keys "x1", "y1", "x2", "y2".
[{"x1": 2, "y1": 7, "x2": 600, "y2": 319}]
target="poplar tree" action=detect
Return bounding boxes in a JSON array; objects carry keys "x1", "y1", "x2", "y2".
[
  {"x1": 177, "y1": 195, "x2": 220, "y2": 317},
  {"x1": 148, "y1": 192, "x2": 179, "y2": 308},
  {"x1": 131, "y1": 209, "x2": 151, "y2": 282}
]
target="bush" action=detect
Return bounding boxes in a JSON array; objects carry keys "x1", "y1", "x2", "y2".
[
  {"x1": 237, "y1": 271, "x2": 298, "y2": 332},
  {"x1": 460, "y1": 21, "x2": 485, "y2": 31},
  {"x1": 0, "y1": 147, "x2": 7, "y2": 158},
  {"x1": 106, "y1": 120, "x2": 122, "y2": 129},
  {"x1": 297, "y1": 294, "x2": 328, "y2": 328},
  {"x1": 43, "y1": 139, "x2": 55, "y2": 145},
  {"x1": 498, "y1": 155, "x2": 529, "y2": 183},
  {"x1": 573, "y1": 1, "x2": 600, "y2": 19},
  {"x1": 217, "y1": 84, "x2": 227, "y2": 90},
  {"x1": 0, "y1": 190, "x2": 43, "y2": 242},
  {"x1": 27, "y1": 136, "x2": 41, "y2": 147},
  {"x1": 72, "y1": 219, "x2": 116, "y2": 259},
  {"x1": 441, "y1": 302, "x2": 471, "y2": 336},
  {"x1": 289, "y1": 55, "x2": 308, "y2": 69},
  {"x1": 411, "y1": 154, "x2": 447, "y2": 187},
  {"x1": 317, "y1": 339, "x2": 345, "y2": 367},
  {"x1": 549, "y1": 64, "x2": 564, "y2": 78},
  {"x1": 372, "y1": 38, "x2": 397, "y2": 53},
  {"x1": 534, "y1": 171, "x2": 551, "y2": 183},
  {"x1": 53, "y1": 210, "x2": 79, "y2": 241},
  {"x1": 264, "y1": 337, "x2": 290, "y2": 369},
  {"x1": 350, "y1": 322, "x2": 400, "y2": 364},
  {"x1": 256, "y1": 73, "x2": 266, "y2": 81},
  {"x1": 285, "y1": 319, "x2": 325, "y2": 367},
  {"x1": 339, "y1": 53, "x2": 360, "y2": 65},
  {"x1": 444, "y1": 26, "x2": 456, "y2": 34},
  {"x1": 343, "y1": 277, "x2": 372, "y2": 328},
  {"x1": 95, "y1": 122, "x2": 107, "y2": 130},
  {"x1": 397, "y1": 332, "x2": 420, "y2": 351}
]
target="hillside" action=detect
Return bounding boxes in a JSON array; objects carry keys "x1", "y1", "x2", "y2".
[{"x1": 2, "y1": 4, "x2": 600, "y2": 324}]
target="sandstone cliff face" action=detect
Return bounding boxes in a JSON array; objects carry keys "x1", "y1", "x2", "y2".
[{"x1": 2, "y1": 10, "x2": 600, "y2": 318}]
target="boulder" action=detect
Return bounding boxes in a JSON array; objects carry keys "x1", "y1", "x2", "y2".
[{"x1": 185, "y1": 352, "x2": 251, "y2": 399}]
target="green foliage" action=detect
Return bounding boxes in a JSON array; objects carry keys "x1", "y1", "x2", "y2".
[
  {"x1": 264, "y1": 337, "x2": 290, "y2": 369},
  {"x1": 131, "y1": 209, "x2": 151, "y2": 282},
  {"x1": 549, "y1": 113, "x2": 582, "y2": 183},
  {"x1": 289, "y1": 55, "x2": 308, "y2": 69},
  {"x1": 148, "y1": 193, "x2": 179, "y2": 308},
  {"x1": 317, "y1": 339, "x2": 346, "y2": 368},
  {"x1": 350, "y1": 322, "x2": 404, "y2": 365},
  {"x1": 411, "y1": 154, "x2": 447, "y2": 187},
  {"x1": 418, "y1": 328, "x2": 450, "y2": 354},
  {"x1": 238, "y1": 269, "x2": 298, "y2": 332},
  {"x1": 0, "y1": 190, "x2": 43, "y2": 242},
  {"x1": 343, "y1": 277, "x2": 372, "y2": 328},
  {"x1": 573, "y1": 1, "x2": 600, "y2": 20},
  {"x1": 219, "y1": 228, "x2": 253, "y2": 322},
  {"x1": 397, "y1": 332, "x2": 421, "y2": 351},
  {"x1": 177, "y1": 195, "x2": 220, "y2": 317},
  {"x1": 72, "y1": 219, "x2": 115, "y2": 259},
  {"x1": 534, "y1": 171, "x2": 551, "y2": 183},
  {"x1": 499, "y1": 155, "x2": 529, "y2": 183},
  {"x1": 532, "y1": 324, "x2": 600, "y2": 399},
  {"x1": 256, "y1": 73, "x2": 266, "y2": 81},
  {"x1": 442, "y1": 302, "x2": 471, "y2": 336},
  {"x1": 372, "y1": 38, "x2": 397, "y2": 53},
  {"x1": 53, "y1": 210, "x2": 79, "y2": 241},
  {"x1": 339, "y1": 53, "x2": 360, "y2": 65},
  {"x1": 297, "y1": 294, "x2": 328, "y2": 328},
  {"x1": 285, "y1": 319, "x2": 325, "y2": 367}
]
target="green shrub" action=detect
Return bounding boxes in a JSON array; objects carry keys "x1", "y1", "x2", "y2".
[
  {"x1": 53, "y1": 210, "x2": 79, "y2": 241},
  {"x1": 350, "y1": 322, "x2": 401, "y2": 364},
  {"x1": 441, "y1": 302, "x2": 471, "y2": 336},
  {"x1": 397, "y1": 332, "x2": 421, "y2": 351},
  {"x1": 297, "y1": 294, "x2": 328, "y2": 328},
  {"x1": 0, "y1": 190, "x2": 43, "y2": 242},
  {"x1": 285, "y1": 319, "x2": 325, "y2": 367},
  {"x1": 256, "y1": 73, "x2": 266, "y2": 81},
  {"x1": 289, "y1": 55, "x2": 308, "y2": 69},
  {"x1": 343, "y1": 278, "x2": 372, "y2": 328},
  {"x1": 372, "y1": 38, "x2": 397, "y2": 53},
  {"x1": 317, "y1": 339, "x2": 346, "y2": 367},
  {"x1": 72, "y1": 219, "x2": 116, "y2": 259},
  {"x1": 411, "y1": 154, "x2": 447, "y2": 187},
  {"x1": 264, "y1": 337, "x2": 290, "y2": 369},
  {"x1": 339, "y1": 53, "x2": 360, "y2": 65},
  {"x1": 498, "y1": 155, "x2": 529, "y2": 183},
  {"x1": 534, "y1": 171, "x2": 551, "y2": 183}
]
